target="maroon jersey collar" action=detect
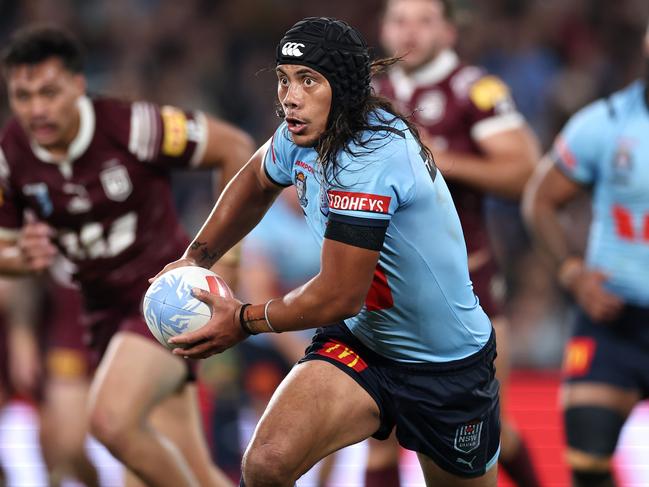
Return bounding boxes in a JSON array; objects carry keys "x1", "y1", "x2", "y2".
[
  {"x1": 30, "y1": 95, "x2": 95, "y2": 167},
  {"x1": 388, "y1": 49, "x2": 459, "y2": 101}
]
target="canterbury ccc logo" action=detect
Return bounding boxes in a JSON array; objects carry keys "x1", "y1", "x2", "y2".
[{"x1": 282, "y1": 42, "x2": 305, "y2": 57}]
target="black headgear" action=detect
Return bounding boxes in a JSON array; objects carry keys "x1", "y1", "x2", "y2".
[{"x1": 276, "y1": 17, "x2": 371, "y2": 112}]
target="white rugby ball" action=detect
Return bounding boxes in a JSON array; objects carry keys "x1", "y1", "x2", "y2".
[{"x1": 142, "y1": 266, "x2": 233, "y2": 349}]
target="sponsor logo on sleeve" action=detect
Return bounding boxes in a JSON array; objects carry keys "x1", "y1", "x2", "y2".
[
  {"x1": 161, "y1": 106, "x2": 188, "y2": 156},
  {"x1": 327, "y1": 190, "x2": 390, "y2": 214},
  {"x1": 469, "y1": 75, "x2": 512, "y2": 112}
]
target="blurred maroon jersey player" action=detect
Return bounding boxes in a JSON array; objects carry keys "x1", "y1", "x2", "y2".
[
  {"x1": 376, "y1": 1, "x2": 541, "y2": 487},
  {"x1": 0, "y1": 27, "x2": 252, "y2": 487},
  {"x1": 0, "y1": 97, "x2": 203, "y2": 359}
]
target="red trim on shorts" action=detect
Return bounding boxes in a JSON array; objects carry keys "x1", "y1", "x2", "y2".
[{"x1": 562, "y1": 337, "x2": 596, "y2": 377}]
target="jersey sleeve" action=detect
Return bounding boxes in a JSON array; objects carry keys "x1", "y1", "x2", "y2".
[
  {"x1": 0, "y1": 146, "x2": 24, "y2": 240},
  {"x1": 549, "y1": 102, "x2": 607, "y2": 185},
  {"x1": 128, "y1": 101, "x2": 208, "y2": 168},
  {"x1": 262, "y1": 123, "x2": 294, "y2": 187},
  {"x1": 462, "y1": 71, "x2": 525, "y2": 141},
  {"x1": 326, "y1": 133, "x2": 415, "y2": 228}
]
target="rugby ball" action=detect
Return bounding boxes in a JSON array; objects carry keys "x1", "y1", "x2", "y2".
[{"x1": 142, "y1": 266, "x2": 233, "y2": 349}]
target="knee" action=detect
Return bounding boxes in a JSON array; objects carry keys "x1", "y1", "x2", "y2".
[
  {"x1": 242, "y1": 443, "x2": 297, "y2": 486},
  {"x1": 89, "y1": 404, "x2": 135, "y2": 455}
]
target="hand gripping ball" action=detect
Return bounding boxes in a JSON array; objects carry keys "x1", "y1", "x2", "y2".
[{"x1": 142, "y1": 266, "x2": 233, "y2": 349}]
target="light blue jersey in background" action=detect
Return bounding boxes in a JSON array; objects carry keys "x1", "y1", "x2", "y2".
[
  {"x1": 552, "y1": 81, "x2": 649, "y2": 307},
  {"x1": 263, "y1": 110, "x2": 492, "y2": 363}
]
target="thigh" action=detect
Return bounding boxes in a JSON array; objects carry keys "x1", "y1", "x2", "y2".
[
  {"x1": 246, "y1": 359, "x2": 381, "y2": 477},
  {"x1": 418, "y1": 452, "x2": 497, "y2": 487},
  {"x1": 88, "y1": 331, "x2": 188, "y2": 422}
]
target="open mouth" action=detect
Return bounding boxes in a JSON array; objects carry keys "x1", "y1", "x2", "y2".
[{"x1": 286, "y1": 117, "x2": 307, "y2": 135}]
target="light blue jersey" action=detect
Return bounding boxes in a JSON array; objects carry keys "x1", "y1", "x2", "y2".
[
  {"x1": 552, "y1": 81, "x2": 649, "y2": 306},
  {"x1": 264, "y1": 109, "x2": 492, "y2": 362}
]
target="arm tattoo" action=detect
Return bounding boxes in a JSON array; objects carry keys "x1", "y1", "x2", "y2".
[{"x1": 189, "y1": 241, "x2": 219, "y2": 266}]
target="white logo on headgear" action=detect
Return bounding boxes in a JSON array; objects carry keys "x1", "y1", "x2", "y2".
[{"x1": 282, "y1": 42, "x2": 305, "y2": 57}]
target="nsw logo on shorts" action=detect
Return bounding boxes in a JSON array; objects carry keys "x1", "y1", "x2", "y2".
[{"x1": 454, "y1": 420, "x2": 483, "y2": 454}]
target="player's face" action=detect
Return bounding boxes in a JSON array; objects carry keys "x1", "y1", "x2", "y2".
[
  {"x1": 276, "y1": 65, "x2": 332, "y2": 147},
  {"x1": 6, "y1": 57, "x2": 85, "y2": 151},
  {"x1": 381, "y1": 0, "x2": 456, "y2": 72}
]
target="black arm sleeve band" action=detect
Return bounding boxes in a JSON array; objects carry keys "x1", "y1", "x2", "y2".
[
  {"x1": 324, "y1": 215, "x2": 388, "y2": 251},
  {"x1": 263, "y1": 162, "x2": 292, "y2": 188}
]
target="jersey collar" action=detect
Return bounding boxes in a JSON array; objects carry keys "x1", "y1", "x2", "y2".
[
  {"x1": 30, "y1": 95, "x2": 95, "y2": 166},
  {"x1": 388, "y1": 49, "x2": 459, "y2": 101}
]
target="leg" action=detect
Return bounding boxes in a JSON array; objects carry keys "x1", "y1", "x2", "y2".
[
  {"x1": 242, "y1": 360, "x2": 381, "y2": 487},
  {"x1": 492, "y1": 317, "x2": 541, "y2": 487},
  {"x1": 561, "y1": 382, "x2": 639, "y2": 487},
  {"x1": 88, "y1": 332, "x2": 228, "y2": 487},
  {"x1": 39, "y1": 377, "x2": 99, "y2": 487},
  {"x1": 364, "y1": 434, "x2": 401, "y2": 487},
  {"x1": 418, "y1": 453, "x2": 497, "y2": 487}
]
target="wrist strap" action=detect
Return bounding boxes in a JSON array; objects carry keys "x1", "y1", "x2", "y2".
[{"x1": 238, "y1": 303, "x2": 257, "y2": 335}]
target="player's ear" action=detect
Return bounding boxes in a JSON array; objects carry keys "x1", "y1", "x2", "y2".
[{"x1": 443, "y1": 21, "x2": 457, "y2": 48}]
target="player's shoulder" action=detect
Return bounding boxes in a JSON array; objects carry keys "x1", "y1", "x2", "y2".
[
  {"x1": 449, "y1": 63, "x2": 514, "y2": 111},
  {"x1": 564, "y1": 91, "x2": 625, "y2": 136},
  {"x1": 0, "y1": 118, "x2": 31, "y2": 165}
]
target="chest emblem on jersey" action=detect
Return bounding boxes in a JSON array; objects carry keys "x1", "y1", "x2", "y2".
[
  {"x1": 295, "y1": 171, "x2": 308, "y2": 208},
  {"x1": 611, "y1": 140, "x2": 634, "y2": 186},
  {"x1": 454, "y1": 420, "x2": 483, "y2": 454},
  {"x1": 416, "y1": 90, "x2": 446, "y2": 124},
  {"x1": 22, "y1": 183, "x2": 53, "y2": 217},
  {"x1": 100, "y1": 165, "x2": 133, "y2": 202}
]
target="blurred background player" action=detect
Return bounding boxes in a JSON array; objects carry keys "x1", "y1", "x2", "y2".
[
  {"x1": 375, "y1": 1, "x2": 542, "y2": 486},
  {"x1": 0, "y1": 26, "x2": 253, "y2": 487},
  {"x1": 5, "y1": 261, "x2": 98, "y2": 487},
  {"x1": 523, "y1": 21, "x2": 649, "y2": 487}
]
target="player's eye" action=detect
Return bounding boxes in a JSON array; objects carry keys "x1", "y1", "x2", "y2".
[
  {"x1": 14, "y1": 91, "x2": 29, "y2": 102},
  {"x1": 278, "y1": 77, "x2": 289, "y2": 87},
  {"x1": 41, "y1": 87, "x2": 59, "y2": 98},
  {"x1": 304, "y1": 77, "x2": 315, "y2": 87}
]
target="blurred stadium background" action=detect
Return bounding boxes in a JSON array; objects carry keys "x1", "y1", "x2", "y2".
[{"x1": 1, "y1": 0, "x2": 649, "y2": 486}]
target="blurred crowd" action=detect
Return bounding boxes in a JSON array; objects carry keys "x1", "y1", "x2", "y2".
[{"x1": 0, "y1": 0, "x2": 648, "y2": 363}]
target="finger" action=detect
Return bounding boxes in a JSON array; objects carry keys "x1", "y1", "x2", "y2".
[
  {"x1": 171, "y1": 340, "x2": 216, "y2": 358},
  {"x1": 168, "y1": 324, "x2": 213, "y2": 345}
]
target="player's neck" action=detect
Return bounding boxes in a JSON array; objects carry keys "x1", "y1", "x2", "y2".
[{"x1": 51, "y1": 111, "x2": 81, "y2": 160}]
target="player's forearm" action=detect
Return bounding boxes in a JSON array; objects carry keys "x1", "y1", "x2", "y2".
[
  {"x1": 522, "y1": 196, "x2": 573, "y2": 267},
  {"x1": 241, "y1": 274, "x2": 366, "y2": 334},
  {"x1": 437, "y1": 151, "x2": 533, "y2": 199},
  {"x1": 0, "y1": 243, "x2": 31, "y2": 275},
  {"x1": 185, "y1": 161, "x2": 279, "y2": 268}
]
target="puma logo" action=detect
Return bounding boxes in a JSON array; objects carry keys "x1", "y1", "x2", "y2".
[{"x1": 456, "y1": 456, "x2": 476, "y2": 469}]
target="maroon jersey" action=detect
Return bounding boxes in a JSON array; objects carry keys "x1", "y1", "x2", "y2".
[
  {"x1": 0, "y1": 96, "x2": 207, "y2": 312},
  {"x1": 374, "y1": 49, "x2": 524, "y2": 255}
]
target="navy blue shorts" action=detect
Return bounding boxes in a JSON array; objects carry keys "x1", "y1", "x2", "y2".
[
  {"x1": 563, "y1": 305, "x2": 649, "y2": 398},
  {"x1": 299, "y1": 323, "x2": 500, "y2": 478}
]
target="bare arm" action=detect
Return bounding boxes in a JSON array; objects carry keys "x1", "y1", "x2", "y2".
[
  {"x1": 433, "y1": 124, "x2": 540, "y2": 199},
  {"x1": 521, "y1": 156, "x2": 583, "y2": 267},
  {"x1": 151, "y1": 139, "x2": 282, "y2": 277},
  {"x1": 169, "y1": 236, "x2": 379, "y2": 358},
  {"x1": 195, "y1": 115, "x2": 256, "y2": 191}
]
